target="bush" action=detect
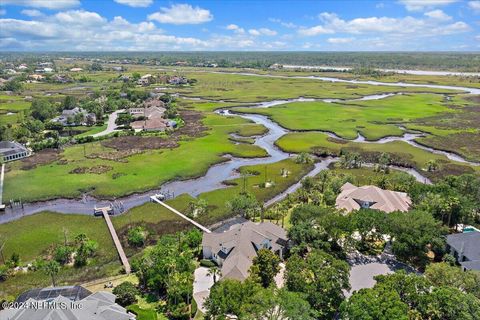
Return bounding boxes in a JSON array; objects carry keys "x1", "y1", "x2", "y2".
[
  {"x1": 113, "y1": 282, "x2": 139, "y2": 307},
  {"x1": 200, "y1": 259, "x2": 216, "y2": 268},
  {"x1": 127, "y1": 226, "x2": 147, "y2": 247}
]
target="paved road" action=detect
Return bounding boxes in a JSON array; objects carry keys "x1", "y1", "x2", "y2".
[{"x1": 92, "y1": 109, "x2": 124, "y2": 138}]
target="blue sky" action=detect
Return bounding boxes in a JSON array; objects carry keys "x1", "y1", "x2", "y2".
[{"x1": 0, "y1": 0, "x2": 479, "y2": 51}]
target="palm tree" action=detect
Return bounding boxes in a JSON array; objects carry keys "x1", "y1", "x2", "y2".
[
  {"x1": 44, "y1": 260, "x2": 60, "y2": 287},
  {"x1": 426, "y1": 159, "x2": 439, "y2": 172},
  {"x1": 207, "y1": 265, "x2": 222, "y2": 284}
]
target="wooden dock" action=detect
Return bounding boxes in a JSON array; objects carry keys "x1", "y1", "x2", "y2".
[
  {"x1": 95, "y1": 206, "x2": 131, "y2": 274},
  {"x1": 150, "y1": 195, "x2": 212, "y2": 233}
]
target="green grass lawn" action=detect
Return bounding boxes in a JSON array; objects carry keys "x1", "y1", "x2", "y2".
[
  {"x1": 233, "y1": 93, "x2": 452, "y2": 140},
  {"x1": 4, "y1": 113, "x2": 268, "y2": 202}
]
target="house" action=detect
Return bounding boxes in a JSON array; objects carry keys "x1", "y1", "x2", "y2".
[
  {"x1": 168, "y1": 76, "x2": 188, "y2": 85},
  {"x1": 53, "y1": 107, "x2": 87, "y2": 126},
  {"x1": 52, "y1": 74, "x2": 72, "y2": 83},
  {"x1": 446, "y1": 231, "x2": 480, "y2": 271},
  {"x1": 131, "y1": 117, "x2": 168, "y2": 132},
  {"x1": 0, "y1": 285, "x2": 136, "y2": 320},
  {"x1": 17, "y1": 64, "x2": 28, "y2": 70},
  {"x1": 0, "y1": 141, "x2": 31, "y2": 162},
  {"x1": 202, "y1": 221, "x2": 289, "y2": 281},
  {"x1": 335, "y1": 182, "x2": 411, "y2": 213},
  {"x1": 137, "y1": 74, "x2": 153, "y2": 86},
  {"x1": 28, "y1": 74, "x2": 45, "y2": 81},
  {"x1": 70, "y1": 67, "x2": 83, "y2": 72}
]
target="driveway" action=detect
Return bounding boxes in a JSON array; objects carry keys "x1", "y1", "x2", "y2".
[
  {"x1": 92, "y1": 109, "x2": 124, "y2": 137},
  {"x1": 193, "y1": 267, "x2": 214, "y2": 313},
  {"x1": 345, "y1": 252, "x2": 416, "y2": 297}
]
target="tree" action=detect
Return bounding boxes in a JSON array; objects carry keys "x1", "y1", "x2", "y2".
[
  {"x1": 54, "y1": 245, "x2": 73, "y2": 265},
  {"x1": 3, "y1": 79, "x2": 22, "y2": 92},
  {"x1": 375, "y1": 152, "x2": 391, "y2": 173},
  {"x1": 226, "y1": 192, "x2": 261, "y2": 219},
  {"x1": 352, "y1": 209, "x2": 387, "y2": 252},
  {"x1": 207, "y1": 265, "x2": 222, "y2": 284},
  {"x1": 112, "y1": 282, "x2": 139, "y2": 307},
  {"x1": 426, "y1": 159, "x2": 439, "y2": 172},
  {"x1": 30, "y1": 99, "x2": 56, "y2": 122},
  {"x1": 43, "y1": 260, "x2": 60, "y2": 287},
  {"x1": 285, "y1": 250, "x2": 350, "y2": 319},
  {"x1": 187, "y1": 198, "x2": 208, "y2": 218},
  {"x1": 386, "y1": 210, "x2": 445, "y2": 268},
  {"x1": 115, "y1": 113, "x2": 133, "y2": 126},
  {"x1": 295, "y1": 152, "x2": 313, "y2": 164},
  {"x1": 62, "y1": 96, "x2": 76, "y2": 110},
  {"x1": 250, "y1": 249, "x2": 280, "y2": 288},
  {"x1": 424, "y1": 263, "x2": 480, "y2": 298},
  {"x1": 340, "y1": 286, "x2": 409, "y2": 320},
  {"x1": 418, "y1": 286, "x2": 480, "y2": 320},
  {"x1": 127, "y1": 226, "x2": 147, "y2": 247}
]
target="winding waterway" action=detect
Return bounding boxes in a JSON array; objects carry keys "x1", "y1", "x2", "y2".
[{"x1": 2, "y1": 75, "x2": 479, "y2": 224}]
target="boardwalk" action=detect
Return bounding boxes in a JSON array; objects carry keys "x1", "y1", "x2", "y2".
[
  {"x1": 150, "y1": 195, "x2": 212, "y2": 233},
  {"x1": 96, "y1": 207, "x2": 131, "y2": 274}
]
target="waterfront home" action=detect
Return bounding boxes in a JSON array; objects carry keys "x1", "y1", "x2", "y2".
[{"x1": 446, "y1": 231, "x2": 480, "y2": 271}]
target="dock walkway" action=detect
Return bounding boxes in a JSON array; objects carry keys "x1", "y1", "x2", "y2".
[{"x1": 96, "y1": 207, "x2": 131, "y2": 274}]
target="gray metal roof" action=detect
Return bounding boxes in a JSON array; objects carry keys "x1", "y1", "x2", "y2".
[{"x1": 0, "y1": 141, "x2": 28, "y2": 157}]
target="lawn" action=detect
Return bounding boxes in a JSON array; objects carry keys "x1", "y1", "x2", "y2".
[
  {"x1": 233, "y1": 93, "x2": 453, "y2": 140},
  {"x1": 4, "y1": 113, "x2": 268, "y2": 202}
]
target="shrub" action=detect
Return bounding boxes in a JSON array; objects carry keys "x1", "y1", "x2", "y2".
[{"x1": 113, "y1": 282, "x2": 139, "y2": 307}]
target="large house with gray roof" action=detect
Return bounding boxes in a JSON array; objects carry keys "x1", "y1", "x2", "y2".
[
  {"x1": 0, "y1": 285, "x2": 135, "y2": 320},
  {"x1": 446, "y1": 231, "x2": 480, "y2": 271},
  {"x1": 335, "y1": 182, "x2": 412, "y2": 213},
  {"x1": 202, "y1": 221, "x2": 288, "y2": 281}
]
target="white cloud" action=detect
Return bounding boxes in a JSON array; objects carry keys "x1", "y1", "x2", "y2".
[
  {"x1": 299, "y1": 12, "x2": 470, "y2": 36},
  {"x1": 226, "y1": 24, "x2": 245, "y2": 34},
  {"x1": 21, "y1": 9, "x2": 43, "y2": 17},
  {"x1": 298, "y1": 25, "x2": 334, "y2": 36},
  {"x1": 469, "y1": 1, "x2": 480, "y2": 12},
  {"x1": 114, "y1": 0, "x2": 153, "y2": 7},
  {"x1": 475, "y1": 35, "x2": 480, "y2": 41},
  {"x1": 148, "y1": 4, "x2": 213, "y2": 25},
  {"x1": 0, "y1": 11, "x2": 210, "y2": 51},
  {"x1": 248, "y1": 28, "x2": 277, "y2": 36},
  {"x1": 327, "y1": 37, "x2": 354, "y2": 44},
  {"x1": 269, "y1": 18, "x2": 297, "y2": 28},
  {"x1": 0, "y1": 0, "x2": 80, "y2": 9},
  {"x1": 424, "y1": 9, "x2": 451, "y2": 20},
  {"x1": 0, "y1": 9, "x2": 5, "y2": 16},
  {"x1": 398, "y1": 0, "x2": 458, "y2": 11}
]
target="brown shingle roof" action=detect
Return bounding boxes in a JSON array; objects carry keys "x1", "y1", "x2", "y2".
[{"x1": 336, "y1": 183, "x2": 411, "y2": 213}]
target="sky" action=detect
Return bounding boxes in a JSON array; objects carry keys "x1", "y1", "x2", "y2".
[{"x1": 0, "y1": 0, "x2": 479, "y2": 51}]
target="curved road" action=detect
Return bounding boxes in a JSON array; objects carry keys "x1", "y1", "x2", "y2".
[{"x1": 92, "y1": 109, "x2": 124, "y2": 138}]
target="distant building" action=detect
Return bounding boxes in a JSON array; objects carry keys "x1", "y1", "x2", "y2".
[
  {"x1": 202, "y1": 221, "x2": 289, "y2": 281},
  {"x1": 0, "y1": 141, "x2": 31, "y2": 162},
  {"x1": 70, "y1": 67, "x2": 83, "y2": 72},
  {"x1": 168, "y1": 76, "x2": 188, "y2": 85},
  {"x1": 335, "y1": 182, "x2": 411, "y2": 213},
  {"x1": 446, "y1": 231, "x2": 480, "y2": 271},
  {"x1": 137, "y1": 74, "x2": 153, "y2": 86},
  {"x1": 53, "y1": 107, "x2": 87, "y2": 126},
  {"x1": 0, "y1": 286, "x2": 136, "y2": 320},
  {"x1": 28, "y1": 74, "x2": 45, "y2": 81}
]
